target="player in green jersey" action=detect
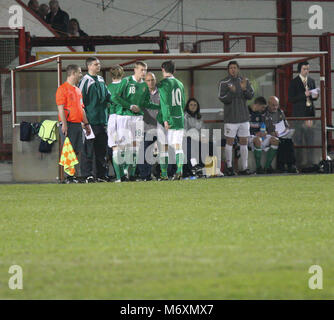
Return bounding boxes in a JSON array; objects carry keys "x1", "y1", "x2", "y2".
[
  {"x1": 107, "y1": 64, "x2": 126, "y2": 182},
  {"x1": 156, "y1": 60, "x2": 186, "y2": 180},
  {"x1": 111, "y1": 61, "x2": 159, "y2": 181}
]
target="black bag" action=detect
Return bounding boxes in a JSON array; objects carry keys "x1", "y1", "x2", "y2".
[
  {"x1": 38, "y1": 121, "x2": 57, "y2": 153},
  {"x1": 32, "y1": 122, "x2": 42, "y2": 136},
  {"x1": 277, "y1": 138, "x2": 296, "y2": 168},
  {"x1": 39, "y1": 140, "x2": 53, "y2": 153},
  {"x1": 318, "y1": 160, "x2": 334, "y2": 174},
  {"x1": 20, "y1": 121, "x2": 32, "y2": 141}
]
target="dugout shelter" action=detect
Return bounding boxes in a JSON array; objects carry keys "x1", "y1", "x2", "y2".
[{"x1": 11, "y1": 51, "x2": 328, "y2": 182}]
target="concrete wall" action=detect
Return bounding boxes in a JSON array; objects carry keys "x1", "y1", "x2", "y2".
[{"x1": 12, "y1": 125, "x2": 60, "y2": 182}]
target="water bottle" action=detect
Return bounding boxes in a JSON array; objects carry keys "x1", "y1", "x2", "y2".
[{"x1": 260, "y1": 122, "x2": 266, "y2": 141}]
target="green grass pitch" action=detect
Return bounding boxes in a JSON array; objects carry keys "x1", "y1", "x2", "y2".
[{"x1": 0, "y1": 174, "x2": 333, "y2": 299}]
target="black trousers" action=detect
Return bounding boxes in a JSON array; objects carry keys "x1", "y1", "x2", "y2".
[
  {"x1": 137, "y1": 133, "x2": 157, "y2": 179},
  {"x1": 293, "y1": 121, "x2": 315, "y2": 166},
  {"x1": 277, "y1": 138, "x2": 296, "y2": 169},
  {"x1": 81, "y1": 124, "x2": 108, "y2": 178}
]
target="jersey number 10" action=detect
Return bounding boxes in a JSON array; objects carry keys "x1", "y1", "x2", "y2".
[{"x1": 172, "y1": 88, "x2": 182, "y2": 106}]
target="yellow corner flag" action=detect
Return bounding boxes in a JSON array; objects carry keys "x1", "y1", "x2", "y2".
[{"x1": 59, "y1": 137, "x2": 79, "y2": 176}]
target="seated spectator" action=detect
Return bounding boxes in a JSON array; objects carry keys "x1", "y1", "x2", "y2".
[
  {"x1": 248, "y1": 96, "x2": 279, "y2": 174},
  {"x1": 28, "y1": 0, "x2": 40, "y2": 14},
  {"x1": 38, "y1": 4, "x2": 50, "y2": 21},
  {"x1": 46, "y1": 0, "x2": 69, "y2": 35},
  {"x1": 264, "y1": 96, "x2": 298, "y2": 173},
  {"x1": 68, "y1": 18, "x2": 95, "y2": 52},
  {"x1": 184, "y1": 98, "x2": 205, "y2": 176},
  {"x1": 183, "y1": 98, "x2": 225, "y2": 177}
]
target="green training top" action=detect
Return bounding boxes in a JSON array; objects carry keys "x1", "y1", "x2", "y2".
[
  {"x1": 157, "y1": 76, "x2": 185, "y2": 130},
  {"x1": 111, "y1": 75, "x2": 159, "y2": 116},
  {"x1": 79, "y1": 74, "x2": 111, "y2": 125}
]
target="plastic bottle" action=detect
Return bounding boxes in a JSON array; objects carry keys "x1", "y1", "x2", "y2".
[{"x1": 260, "y1": 122, "x2": 266, "y2": 141}]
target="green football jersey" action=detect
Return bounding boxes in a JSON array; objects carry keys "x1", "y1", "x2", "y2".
[
  {"x1": 157, "y1": 76, "x2": 185, "y2": 130},
  {"x1": 111, "y1": 75, "x2": 159, "y2": 116},
  {"x1": 107, "y1": 81, "x2": 123, "y2": 115}
]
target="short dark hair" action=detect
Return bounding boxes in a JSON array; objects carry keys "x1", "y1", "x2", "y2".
[
  {"x1": 161, "y1": 60, "x2": 175, "y2": 74},
  {"x1": 28, "y1": 0, "x2": 37, "y2": 8},
  {"x1": 66, "y1": 64, "x2": 80, "y2": 77},
  {"x1": 69, "y1": 18, "x2": 80, "y2": 32},
  {"x1": 254, "y1": 96, "x2": 267, "y2": 106},
  {"x1": 185, "y1": 98, "x2": 201, "y2": 119},
  {"x1": 86, "y1": 56, "x2": 98, "y2": 68},
  {"x1": 297, "y1": 61, "x2": 309, "y2": 73},
  {"x1": 228, "y1": 60, "x2": 240, "y2": 69},
  {"x1": 134, "y1": 61, "x2": 147, "y2": 69}
]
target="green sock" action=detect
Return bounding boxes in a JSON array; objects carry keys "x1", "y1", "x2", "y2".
[
  {"x1": 119, "y1": 150, "x2": 125, "y2": 177},
  {"x1": 112, "y1": 151, "x2": 122, "y2": 180},
  {"x1": 176, "y1": 151, "x2": 184, "y2": 174},
  {"x1": 265, "y1": 147, "x2": 278, "y2": 169},
  {"x1": 124, "y1": 148, "x2": 132, "y2": 176},
  {"x1": 160, "y1": 152, "x2": 168, "y2": 177},
  {"x1": 130, "y1": 151, "x2": 137, "y2": 177},
  {"x1": 254, "y1": 148, "x2": 262, "y2": 169}
]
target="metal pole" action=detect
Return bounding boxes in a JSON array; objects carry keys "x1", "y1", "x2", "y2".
[
  {"x1": 320, "y1": 54, "x2": 327, "y2": 160},
  {"x1": 57, "y1": 57, "x2": 62, "y2": 87},
  {"x1": 18, "y1": 27, "x2": 26, "y2": 64},
  {"x1": 11, "y1": 70, "x2": 16, "y2": 128},
  {"x1": 190, "y1": 69, "x2": 194, "y2": 98},
  {"x1": 57, "y1": 57, "x2": 64, "y2": 182},
  {"x1": 181, "y1": 0, "x2": 184, "y2": 44},
  {"x1": 0, "y1": 73, "x2": 3, "y2": 150}
]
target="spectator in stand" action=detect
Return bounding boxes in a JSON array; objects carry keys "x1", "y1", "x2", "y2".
[
  {"x1": 38, "y1": 4, "x2": 50, "y2": 21},
  {"x1": 28, "y1": 0, "x2": 40, "y2": 14},
  {"x1": 46, "y1": 0, "x2": 70, "y2": 35},
  {"x1": 68, "y1": 18, "x2": 95, "y2": 52}
]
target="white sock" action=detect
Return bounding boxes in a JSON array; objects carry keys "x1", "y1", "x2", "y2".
[
  {"x1": 225, "y1": 144, "x2": 233, "y2": 168},
  {"x1": 240, "y1": 144, "x2": 248, "y2": 171}
]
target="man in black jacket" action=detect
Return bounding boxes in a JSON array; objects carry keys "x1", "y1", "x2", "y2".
[
  {"x1": 46, "y1": 0, "x2": 69, "y2": 35},
  {"x1": 288, "y1": 61, "x2": 319, "y2": 168}
]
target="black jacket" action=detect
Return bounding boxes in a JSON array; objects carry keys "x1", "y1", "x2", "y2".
[
  {"x1": 46, "y1": 8, "x2": 69, "y2": 35},
  {"x1": 78, "y1": 29, "x2": 95, "y2": 52},
  {"x1": 288, "y1": 75, "x2": 318, "y2": 117}
]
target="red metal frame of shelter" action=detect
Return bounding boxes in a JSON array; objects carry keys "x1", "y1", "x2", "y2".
[
  {"x1": 160, "y1": 31, "x2": 334, "y2": 151},
  {"x1": 0, "y1": 27, "x2": 19, "y2": 159}
]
